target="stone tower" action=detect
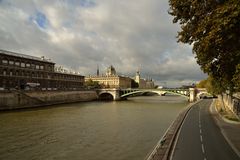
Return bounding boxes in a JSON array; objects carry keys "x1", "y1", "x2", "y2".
[
  {"x1": 106, "y1": 65, "x2": 116, "y2": 76},
  {"x1": 135, "y1": 70, "x2": 140, "y2": 84}
]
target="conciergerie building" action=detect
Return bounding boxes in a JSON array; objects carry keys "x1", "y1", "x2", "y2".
[
  {"x1": 85, "y1": 65, "x2": 155, "y2": 89},
  {"x1": 85, "y1": 65, "x2": 132, "y2": 89},
  {"x1": 0, "y1": 49, "x2": 84, "y2": 90}
]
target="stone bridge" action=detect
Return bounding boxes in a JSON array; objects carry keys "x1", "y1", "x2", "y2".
[{"x1": 96, "y1": 88, "x2": 208, "y2": 102}]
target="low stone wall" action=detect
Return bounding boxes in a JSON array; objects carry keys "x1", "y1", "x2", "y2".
[
  {"x1": 0, "y1": 90, "x2": 98, "y2": 110},
  {"x1": 221, "y1": 94, "x2": 240, "y2": 117}
]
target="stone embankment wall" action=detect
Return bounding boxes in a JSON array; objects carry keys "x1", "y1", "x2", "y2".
[
  {"x1": 221, "y1": 93, "x2": 240, "y2": 117},
  {"x1": 0, "y1": 90, "x2": 98, "y2": 110}
]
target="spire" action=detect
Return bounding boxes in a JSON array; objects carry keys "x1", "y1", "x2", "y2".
[
  {"x1": 97, "y1": 65, "x2": 99, "y2": 76},
  {"x1": 136, "y1": 68, "x2": 140, "y2": 76}
]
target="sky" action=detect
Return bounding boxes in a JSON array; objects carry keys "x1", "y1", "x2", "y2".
[{"x1": 0, "y1": 0, "x2": 206, "y2": 87}]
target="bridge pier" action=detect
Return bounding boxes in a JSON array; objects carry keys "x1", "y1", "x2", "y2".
[
  {"x1": 189, "y1": 88, "x2": 196, "y2": 102},
  {"x1": 113, "y1": 89, "x2": 121, "y2": 100}
]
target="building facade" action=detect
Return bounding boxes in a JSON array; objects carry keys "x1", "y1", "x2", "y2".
[
  {"x1": 146, "y1": 79, "x2": 155, "y2": 89},
  {"x1": 106, "y1": 65, "x2": 116, "y2": 76},
  {"x1": 85, "y1": 75, "x2": 132, "y2": 89},
  {"x1": 0, "y1": 49, "x2": 84, "y2": 90},
  {"x1": 85, "y1": 66, "x2": 132, "y2": 89}
]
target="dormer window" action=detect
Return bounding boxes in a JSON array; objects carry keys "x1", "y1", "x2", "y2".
[
  {"x1": 2, "y1": 60, "x2": 8, "y2": 64},
  {"x1": 21, "y1": 62, "x2": 25, "y2": 67},
  {"x1": 26, "y1": 63, "x2": 30, "y2": 67},
  {"x1": 15, "y1": 62, "x2": 20, "y2": 66},
  {"x1": 9, "y1": 61, "x2": 14, "y2": 65}
]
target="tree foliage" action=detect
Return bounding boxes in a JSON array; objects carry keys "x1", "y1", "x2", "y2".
[
  {"x1": 233, "y1": 64, "x2": 240, "y2": 90},
  {"x1": 85, "y1": 79, "x2": 101, "y2": 89},
  {"x1": 196, "y1": 79, "x2": 208, "y2": 88},
  {"x1": 131, "y1": 79, "x2": 139, "y2": 88},
  {"x1": 169, "y1": 0, "x2": 240, "y2": 93},
  {"x1": 197, "y1": 76, "x2": 225, "y2": 95}
]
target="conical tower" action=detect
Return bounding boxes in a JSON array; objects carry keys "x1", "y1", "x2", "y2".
[{"x1": 135, "y1": 69, "x2": 140, "y2": 84}]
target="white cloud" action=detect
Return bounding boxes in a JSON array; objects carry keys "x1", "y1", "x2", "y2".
[{"x1": 0, "y1": 0, "x2": 206, "y2": 87}]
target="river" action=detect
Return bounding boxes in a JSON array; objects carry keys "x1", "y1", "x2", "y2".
[{"x1": 0, "y1": 95, "x2": 188, "y2": 160}]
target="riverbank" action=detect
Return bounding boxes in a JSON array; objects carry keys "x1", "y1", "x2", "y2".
[{"x1": 0, "y1": 90, "x2": 98, "y2": 110}]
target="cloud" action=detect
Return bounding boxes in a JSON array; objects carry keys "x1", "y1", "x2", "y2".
[
  {"x1": 79, "y1": 0, "x2": 96, "y2": 8},
  {"x1": 0, "y1": 0, "x2": 206, "y2": 87}
]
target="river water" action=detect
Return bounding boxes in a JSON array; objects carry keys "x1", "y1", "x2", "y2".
[{"x1": 0, "y1": 95, "x2": 188, "y2": 160}]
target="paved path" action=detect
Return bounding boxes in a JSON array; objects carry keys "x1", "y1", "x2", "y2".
[{"x1": 172, "y1": 99, "x2": 239, "y2": 160}]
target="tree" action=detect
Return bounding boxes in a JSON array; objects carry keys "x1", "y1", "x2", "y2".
[
  {"x1": 233, "y1": 64, "x2": 240, "y2": 90},
  {"x1": 131, "y1": 79, "x2": 139, "y2": 88},
  {"x1": 85, "y1": 79, "x2": 101, "y2": 89},
  {"x1": 197, "y1": 76, "x2": 225, "y2": 95},
  {"x1": 168, "y1": 0, "x2": 240, "y2": 94},
  {"x1": 196, "y1": 79, "x2": 208, "y2": 88}
]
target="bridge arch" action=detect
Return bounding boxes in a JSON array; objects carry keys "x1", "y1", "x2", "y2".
[
  {"x1": 120, "y1": 90, "x2": 148, "y2": 98},
  {"x1": 97, "y1": 88, "x2": 207, "y2": 102},
  {"x1": 120, "y1": 90, "x2": 188, "y2": 99},
  {"x1": 98, "y1": 92, "x2": 114, "y2": 101},
  {"x1": 195, "y1": 88, "x2": 208, "y2": 99},
  {"x1": 196, "y1": 91, "x2": 209, "y2": 99},
  {"x1": 163, "y1": 91, "x2": 189, "y2": 99}
]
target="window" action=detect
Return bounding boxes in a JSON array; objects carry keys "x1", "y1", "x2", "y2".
[
  {"x1": 48, "y1": 65, "x2": 53, "y2": 71},
  {"x1": 26, "y1": 63, "x2": 30, "y2": 67},
  {"x1": 31, "y1": 64, "x2": 35, "y2": 68},
  {"x1": 15, "y1": 62, "x2": 20, "y2": 66},
  {"x1": 2, "y1": 60, "x2": 8, "y2": 64},
  {"x1": 40, "y1": 65, "x2": 44, "y2": 70},
  {"x1": 36, "y1": 65, "x2": 39, "y2": 69},
  {"x1": 21, "y1": 62, "x2": 25, "y2": 67},
  {"x1": 9, "y1": 61, "x2": 14, "y2": 65}
]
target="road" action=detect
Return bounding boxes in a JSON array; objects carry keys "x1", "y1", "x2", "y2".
[{"x1": 171, "y1": 99, "x2": 240, "y2": 160}]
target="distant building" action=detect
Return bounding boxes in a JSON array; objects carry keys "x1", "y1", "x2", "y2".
[
  {"x1": 0, "y1": 49, "x2": 84, "y2": 90},
  {"x1": 134, "y1": 70, "x2": 154, "y2": 89},
  {"x1": 157, "y1": 86, "x2": 164, "y2": 89},
  {"x1": 106, "y1": 65, "x2": 116, "y2": 76},
  {"x1": 135, "y1": 70, "x2": 146, "y2": 88},
  {"x1": 85, "y1": 66, "x2": 132, "y2": 89},
  {"x1": 181, "y1": 84, "x2": 196, "y2": 89},
  {"x1": 146, "y1": 78, "x2": 155, "y2": 89}
]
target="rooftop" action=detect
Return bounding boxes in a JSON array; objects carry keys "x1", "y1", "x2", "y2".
[{"x1": 0, "y1": 49, "x2": 54, "y2": 64}]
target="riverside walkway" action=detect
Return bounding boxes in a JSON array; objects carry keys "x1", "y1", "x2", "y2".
[
  {"x1": 146, "y1": 99, "x2": 240, "y2": 160},
  {"x1": 172, "y1": 99, "x2": 239, "y2": 160}
]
